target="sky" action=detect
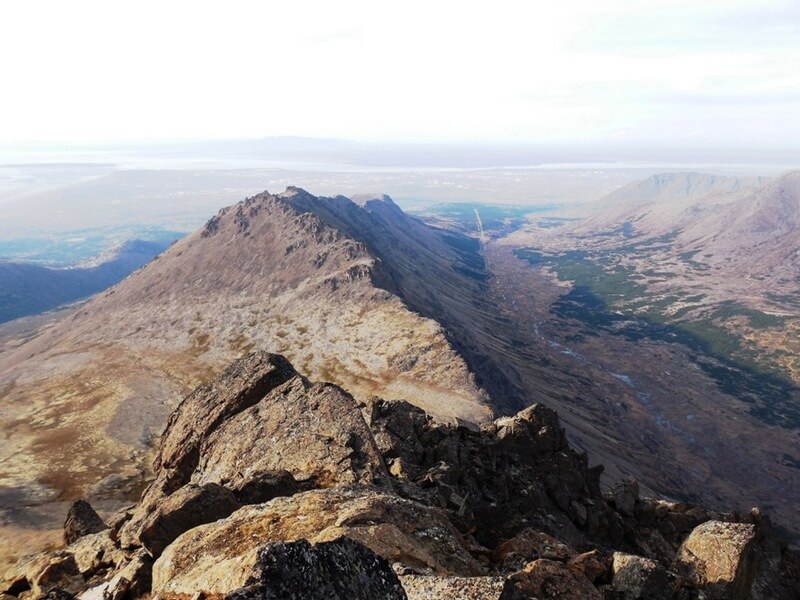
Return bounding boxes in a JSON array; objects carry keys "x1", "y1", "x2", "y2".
[{"x1": 1, "y1": 0, "x2": 798, "y2": 151}]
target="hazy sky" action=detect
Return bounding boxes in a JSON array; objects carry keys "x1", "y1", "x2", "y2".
[{"x1": 1, "y1": 0, "x2": 798, "y2": 149}]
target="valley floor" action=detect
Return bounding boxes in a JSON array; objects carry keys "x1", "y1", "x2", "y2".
[{"x1": 483, "y1": 241, "x2": 800, "y2": 541}]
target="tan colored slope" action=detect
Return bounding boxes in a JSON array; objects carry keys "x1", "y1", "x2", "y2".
[{"x1": 0, "y1": 189, "x2": 491, "y2": 564}]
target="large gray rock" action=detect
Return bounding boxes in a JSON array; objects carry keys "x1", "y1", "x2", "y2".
[{"x1": 120, "y1": 353, "x2": 390, "y2": 549}]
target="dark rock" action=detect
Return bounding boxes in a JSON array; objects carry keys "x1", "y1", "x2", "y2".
[
  {"x1": 224, "y1": 538, "x2": 407, "y2": 600},
  {"x1": 63, "y1": 501, "x2": 107, "y2": 545},
  {"x1": 138, "y1": 483, "x2": 241, "y2": 557}
]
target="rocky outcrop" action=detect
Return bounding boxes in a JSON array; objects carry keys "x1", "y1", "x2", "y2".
[
  {"x1": 4, "y1": 352, "x2": 799, "y2": 599},
  {"x1": 119, "y1": 353, "x2": 387, "y2": 550}
]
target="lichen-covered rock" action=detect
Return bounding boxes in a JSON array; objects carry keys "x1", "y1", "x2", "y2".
[
  {"x1": 224, "y1": 538, "x2": 406, "y2": 600},
  {"x1": 494, "y1": 529, "x2": 575, "y2": 571},
  {"x1": 121, "y1": 353, "x2": 389, "y2": 549},
  {"x1": 1, "y1": 553, "x2": 83, "y2": 598},
  {"x1": 612, "y1": 552, "x2": 676, "y2": 600},
  {"x1": 65, "y1": 530, "x2": 125, "y2": 577},
  {"x1": 63, "y1": 501, "x2": 107, "y2": 545},
  {"x1": 193, "y1": 377, "x2": 389, "y2": 492},
  {"x1": 151, "y1": 487, "x2": 484, "y2": 596},
  {"x1": 501, "y1": 559, "x2": 602, "y2": 599},
  {"x1": 567, "y1": 550, "x2": 612, "y2": 584},
  {"x1": 674, "y1": 521, "x2": 757, "y2": 599},
  {"x1": 400, "y1": 574, "x2": 506, "y2": 599},
  {"x1": 137, "y1": 482, "x2": 241, "y2": 557},
  {"x1": 119, "y1": 352, "x2": 298, "y2": 547}
]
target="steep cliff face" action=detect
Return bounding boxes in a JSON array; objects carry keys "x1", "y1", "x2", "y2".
[{"x1": 3, "y1": 352, "x2": 797, "y2": 599}]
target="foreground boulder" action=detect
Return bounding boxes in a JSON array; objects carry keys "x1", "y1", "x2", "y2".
[
  {"x1": 151, "y1": 487, "x2": 484, "y2": 596},
  {"x1": 120, "y1": 353, "x2": 388, "y2": 549},
  {"x1": 225, "y1": 537, "x2": 406, "y2": 600}
]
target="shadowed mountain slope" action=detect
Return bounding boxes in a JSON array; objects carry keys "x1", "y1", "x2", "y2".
[{"x1": 0, "y1": 240, "x2": 174, "y2": 323}]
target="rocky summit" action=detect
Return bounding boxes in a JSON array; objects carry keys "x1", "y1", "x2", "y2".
[{"x1": 2, "y1": 351, "x2": 798, "y2": 599}]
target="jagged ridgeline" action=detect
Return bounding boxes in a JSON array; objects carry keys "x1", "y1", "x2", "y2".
[{"x1": 2, "y1": 352, "x2": 797, "y2": 599}]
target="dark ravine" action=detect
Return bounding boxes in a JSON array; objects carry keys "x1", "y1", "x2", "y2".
[{"x1": 2, "y1": 352, "x2": 798, "y2": 599}]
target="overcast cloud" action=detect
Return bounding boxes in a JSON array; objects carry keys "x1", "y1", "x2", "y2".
[{"x1": 0, "y1": 0, "x2": 797, "y2": 151}]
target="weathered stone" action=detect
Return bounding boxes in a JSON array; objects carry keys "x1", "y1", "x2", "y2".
[
  {"x1": 501, "y1": 558, "x2": 602, "y2": 599},
  {"x1": 494, "y1": 529, "x2": 575, "y2": 566},
  {"x1": 224, "y1": 537, "x2": 406, "y2": 600},
  {"x1": 233, "y1": 469, "x2": 306, "y2": 505},
  {"x1": 151, "y1": 487, "x2": 484, "y2": 596},
  {"x1": 65, "y1": 530, "x2": 125, "y2": 577},
  {"x1": 612, "y1": 552, "x2": 676, "y2": 600},
  {"x1": 63, "y1": 501, "x2": 107, "y2": 545},
  {"x1": 138, "y1": 482, "x2": 240, "y2": 557},
  {"x1": 568, "y1": 550, "x2": 612, "y2": 584},
  {"x1": 76, "y1": 547, "x2": 151, "y2": 600},
  {"x1": 400, "y1": 574, "x2": 506, "y2": 599},
  {"x1": 37, "y1": 591, "x2": 75, "y2": 600},
  {"x1": 119, "y1": 352, "x2": 298, "y2": 547},
  {"x1": 2, "y1": 553, "x2": 83, "y2": 598},
  {"x1": 608, "y1": 480, "x2": 639, "y2": 518},
  {"x1": 104, "y1": 507, "x2": 134, "y2": 543},
  {"x1": 674, "y1": 520, "x2": 757, "y2": 599},
  {"x1": 193, "y1": 377, "x2": 389, "y2": 492}
]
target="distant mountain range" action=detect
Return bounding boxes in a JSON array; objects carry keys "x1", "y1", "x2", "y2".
[{"x1": 0, "y1": 239, "x2": 176, "y2": 323}]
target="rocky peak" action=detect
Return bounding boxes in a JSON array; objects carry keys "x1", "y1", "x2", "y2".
[{"x1": 4, "y1": 351, "x2": 797, "y2": 599}]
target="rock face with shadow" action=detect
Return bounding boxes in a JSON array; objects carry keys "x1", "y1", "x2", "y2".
[{"x1": 2, "y1": 352, "x2": 799, "y2": 599}]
